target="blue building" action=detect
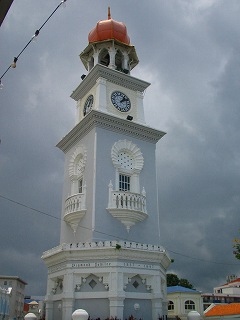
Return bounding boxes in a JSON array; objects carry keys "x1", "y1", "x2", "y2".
[{"x1": 167, "y1": 286, "x2": 203, "y2": 320}]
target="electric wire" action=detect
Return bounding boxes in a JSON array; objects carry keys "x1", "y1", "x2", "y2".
[
  {"x1": 0, "y1": 0, "x2": 67, "y2": 87},
  {"x1": 0, "y1": 193, "x2": 238, "y2": 266}
]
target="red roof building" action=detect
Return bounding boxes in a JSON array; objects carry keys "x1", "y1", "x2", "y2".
[
  {"x1": 202, "y1": 276, "x2": 240, "y2": 310},
  {"x1": 205, "y1": 303, "x2": 240, "y2": 319}
]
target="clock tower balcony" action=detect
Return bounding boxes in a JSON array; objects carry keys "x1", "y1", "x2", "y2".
[
  {"x1": 107, "y1": 187, "x2": 148, "y2": 232},
  {"x1": 64, "y1": 193, "x2": 86, "y2": 234}
]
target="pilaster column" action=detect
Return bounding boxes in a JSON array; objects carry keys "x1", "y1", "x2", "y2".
[
  {"x1": 45, "y1": 277, "x2": 55, "y2": 320},
  {"x1": 63, "y1": 272, "x2": 74, "y2": 298},
  {"x1": 92, "y1": 47, "x2": 100, "y2": 67},
  {"x1": 151, "y1": 274, "x2": 164, "y2": 320},
  {"x1": 87, "y1": 57, "x2": 94, "y2": 72},
  {"x1": 95, "y1": 77, "x2": 107, "y2": 112},
  {"x1": 62, "y1": 272, "x2": 74, "y2": 320},
  {"x1": 123, "y1": 52, "x2": 129, "y2": 71},
  {"x1": 162, "y1": 300, "x2": 168, "y2": 319},
  {"x1": 108, "y1": 47, "x2": 116, "y2": 69},
  {"x1": 136, "y1": 91, "x2": 146, "y2": 124},
  {"x1": 108, "y1": 271, "x2": 125, "y2": 319},
  {"x1": 45, "y1": 301, "x2": 53, "y2": 320},
  {"x1": 71, "y1": 178, "x2": 77, "y2": 195},
  {"x1": 131, "y1": 173, "x2": 139, "y2": 193},
  {"x1": 62, "y1": 298, "x2": 74, "y2": 320},
  {"x1": 152, "y1": 298, "x2": 163, "y2": 320},
  {"x1": 109, "y1": 297, "x2": 125, "y2": 320}
]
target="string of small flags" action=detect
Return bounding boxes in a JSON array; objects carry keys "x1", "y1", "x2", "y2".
[{"x1": 0, "y1": 0, "x2": 67, "y2": 89}]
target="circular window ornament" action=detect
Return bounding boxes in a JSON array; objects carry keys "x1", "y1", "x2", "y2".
[
  {"x1": 117, "y1": 151, "x2": 134, "y2": 170},
  {"x1": 111, "y1": 139, "x2": 144, "y2": 172},
  {"x1": 69, "y1": 145, "x2": 87, "y2": 178}
]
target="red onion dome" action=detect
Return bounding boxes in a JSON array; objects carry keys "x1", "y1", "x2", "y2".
[{"x1": 88, "y1": 7, "x2": 130, "y2": 45}]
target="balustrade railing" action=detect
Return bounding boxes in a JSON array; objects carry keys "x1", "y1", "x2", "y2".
[
  {"x1": 108, "y1": 189, "x2": 147, "y2": 214},
  {"x1": 42, "y1": 240, "x2": 167, "y2": 258},
  {"x1": 65, "y1": 193, "x2": 86, "y2": 216},
  {"x1": 107, "y1": 183, "x2": 147, "y2": 231}
]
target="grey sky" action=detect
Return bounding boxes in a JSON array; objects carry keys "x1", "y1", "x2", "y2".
[{"x1": 0, "y1": 0, "x2": 239, "y2": 295}]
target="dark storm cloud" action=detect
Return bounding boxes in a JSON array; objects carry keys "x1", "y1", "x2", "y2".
[
  {"x1": 154, "y1": 1, "x2": 240, "y2": 290},
  {"x1": 0, "y1": 0, "x2": 239, "y2": 295}
]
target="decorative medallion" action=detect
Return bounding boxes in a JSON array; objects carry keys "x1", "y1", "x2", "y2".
[{"x1": 68, "y1": 145, "x2": 87, "y2": 178}]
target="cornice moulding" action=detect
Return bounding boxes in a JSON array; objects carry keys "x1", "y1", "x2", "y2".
[
  {"x1": 56, "y1": 110, "x2": 166, "y2": 153},
  {"x1": 42, "y1": 248, "x2": 169, "y2": 269},
  {"x1": 70, "y1": 64, "x2": 150, "y2": 101},
  {"x1": 42, "y1": 241, "x2": 171, "y2": 270}
]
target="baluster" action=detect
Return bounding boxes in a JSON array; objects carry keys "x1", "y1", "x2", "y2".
[
  {"x1": 136, "y1": 197, "x2": 140, "y2": 210},
  {"x1": 120, "y1": 195, "x2": 124, "y2": 208},
  {"x1": 125, "y1": 194, "x2": 128, "y2": 208},
  {"x1": 126, "y1": 194, "x2": 129, "y2": 209}
]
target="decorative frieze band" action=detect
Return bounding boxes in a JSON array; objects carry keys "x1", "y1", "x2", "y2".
[{"x1": 42, "y1": 240, "x2": 167, "y2": 258}]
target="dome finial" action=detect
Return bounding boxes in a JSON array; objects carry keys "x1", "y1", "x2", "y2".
[{"x1": 108, "y1": 6, "x2": 111, "y2": 20}]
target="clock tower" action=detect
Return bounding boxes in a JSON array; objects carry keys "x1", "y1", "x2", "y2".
[{"x1": 42, "y1": 8, "x2": 171, "y2": 320}]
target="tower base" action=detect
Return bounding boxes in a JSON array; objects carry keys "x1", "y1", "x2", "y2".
[{"x1": 42, "y1": 241, "x2": 171, "y2": 320}]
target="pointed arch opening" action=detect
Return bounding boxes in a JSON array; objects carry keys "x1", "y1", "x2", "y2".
[{"x1": 99, "y1": 48, "x2": 110, "y2": 67}]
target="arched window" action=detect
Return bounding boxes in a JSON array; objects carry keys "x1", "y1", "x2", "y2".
[
  {"x1": 185, "y1": 300, "x2": 195, "y2": 310},
  {"x1": 99, "y1": 48, "x2": 110, "y2": 67},
  {"x1": 68, "y1": 145, "x2": 87, "y2": 195},
  {"x1": 111, "y1": 139, "x2": 144, "y2": 193},
  {"x1": 168, "y1": 301, "x2": 174, "y2": 310}
]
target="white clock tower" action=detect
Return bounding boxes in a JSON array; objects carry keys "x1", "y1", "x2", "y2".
[{"x1": 42, "y1": 8, "x2": 171, "y2": 320}]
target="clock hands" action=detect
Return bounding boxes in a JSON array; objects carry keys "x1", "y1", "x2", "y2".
[
  {"x1": 111, "y1": 91, "x2": 131, "y2": 112},
  {"x1": 120, "y1": 97, "x2": 128, "y2": 103}
]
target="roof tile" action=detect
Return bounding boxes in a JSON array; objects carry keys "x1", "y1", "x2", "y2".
[{"x1": 205, "y1": 303, "x2": 240, "y2": 316}]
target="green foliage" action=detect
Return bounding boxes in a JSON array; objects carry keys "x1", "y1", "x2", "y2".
[
  {"x1": 179, "y1": 278, "x2": 194, "y2": 289},
  {"x1": 233, "y1": 237, "x2": 240, "y2": 260},
  {"x1": 167, "y1": 273, "x2": 194, "y2": 289},
  {"x1": 167, "y1": 273, "x2": 179, "y2": 286}
]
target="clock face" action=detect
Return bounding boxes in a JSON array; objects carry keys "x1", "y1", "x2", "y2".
[
  {"x1": 111, "y1": 91, "x2": 131, "y2": 112},
  {"x1": 83, "y1": 95, "x2": 94, "y2": 116}
]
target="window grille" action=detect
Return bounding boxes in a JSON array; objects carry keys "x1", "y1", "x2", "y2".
[
  {"x1": 185, "y1": 300, "x2": 195, "y2": 310},
  {"x1": 119, "y1": 174, "x2": 130, "y2": 191},
  {"x1": 78, "y1": 179, "x2": 83, "y2": 193},
  {"x1": 168, "y1": 301, "x2": 174, "y2": 310}
]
